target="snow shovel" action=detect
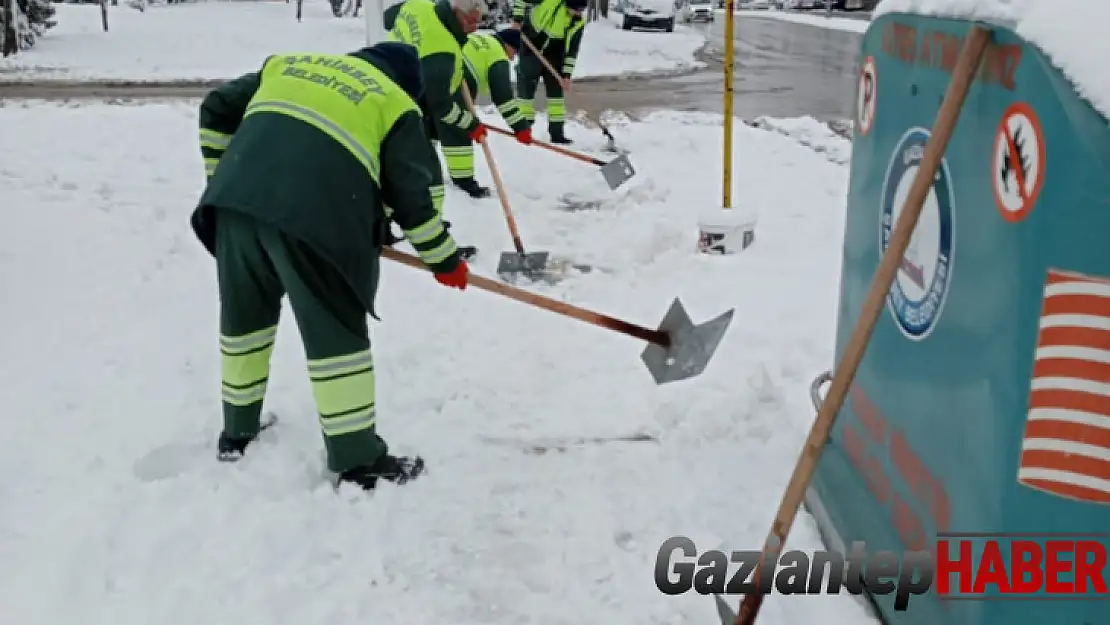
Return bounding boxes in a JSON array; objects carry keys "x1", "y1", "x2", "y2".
[
  {"x1": 381, "y1": 247, "x2": 734, "y2": 384},
  {"x1": 520, "y1": 35, "x2": 625, "y2": 155},
  {"x1": 486, "y1": 125, "x2": 636, "y2": 190},
  {"x1": 458, "y1": 83, "x2": 559, "y2": 281}
]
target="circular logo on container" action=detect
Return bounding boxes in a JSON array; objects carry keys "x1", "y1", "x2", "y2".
[{"x1": 880, "y1": 127, "x2": 956, "y2": 341}]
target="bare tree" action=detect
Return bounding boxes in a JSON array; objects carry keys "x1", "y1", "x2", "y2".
[{"x1": 2, "y1": 0, "x2": 18, "y2": 57}]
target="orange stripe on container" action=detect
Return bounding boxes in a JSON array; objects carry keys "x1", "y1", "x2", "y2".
[
  {"x1": 1018, "y1": 477, "x2": 1110, "y2": 504},
  {"x1": 1043, "y1": 294, "x2": 1110, "y2": 318},
  {"x1": 1029, "y1": 389, "x2": 1110, "y2": 418},
  {"x1": 1024, "y1": 419, "x2": 1110, "y2": 449},
  {"x1": 1033, "y1": 358, "x2": 1110, "y2": 383},
  {"x1": 1020, "y1": 450, "x2": 1110, "y2": 481},
  {"x1": 1046, "y1": 272, "x2": 1074, "y2": 285},
  {"x1": 852, "y1": 388, "x2": 886, "y2": 444},
  {"x1": 1046, "y1": 271, "x2": 1110, "y2": 286},
  {"x1": 1037, "y1": 327, "x2": 1110, "y2": 351}
]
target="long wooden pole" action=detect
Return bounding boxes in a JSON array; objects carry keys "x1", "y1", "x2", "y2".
[
  {"x1": 731, "y1": 24, "x2": 992, "y2": 625},
  {"x1": 722, "y1": 0, "x2": 735, "y2": 208},
  {"x1": 458, "y1": 81, "x2": 531, "y2": 257},
  {"x1": 381, "y1": 247, "x2": 669, "y2": 346},
  {"x1": 485, "y1": 124, "x2": 608, "y2": 166}
]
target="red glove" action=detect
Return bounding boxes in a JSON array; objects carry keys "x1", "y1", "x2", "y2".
[
  {"x1": 469, "y1": 124, "x2": 487, "y2": 143},
  {"x1": 434, "y1": 259, "x2": 469, "y2": 290},
  {"x1": 514, "y1": 128, "x2": 533, "y2": 145}
]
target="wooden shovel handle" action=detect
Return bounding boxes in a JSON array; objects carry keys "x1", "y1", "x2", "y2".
[
  {"x1": 458, "y1": 81, "x2": 528, "y2": 256},
  {"x1": 485, "y1": 125, "x2": 607, "y2": 166},
  {"x1": 731, "y1": 24, "x2": 993, "y2": 625},
  {"x1": 381, "y1": 247, "x2": 670, "y2": 347},
  {"x1": 520, "y1": 35, "x2": 565, "y2": 86}
]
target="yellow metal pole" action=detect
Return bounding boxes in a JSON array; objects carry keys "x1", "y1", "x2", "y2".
[{"x1": 722, "y1": 0, "x2": 735, "y2": 209}]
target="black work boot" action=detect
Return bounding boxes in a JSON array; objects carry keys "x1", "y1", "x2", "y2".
[
  {"x1": 452, "y1": 177, "x2": 491, "y2": 198},
  {"x1": 338, "y1": 453, "x2": 426, "y2": 491},
  {"x1": 217, "y1": 432, "x2": 256, "y2": 462},
  {"x1": 216, "y1": 414, "x2": 277, "y2": 462},
  {"x1": 549, "y1": 123, "x2": 572, "y2": 145}
]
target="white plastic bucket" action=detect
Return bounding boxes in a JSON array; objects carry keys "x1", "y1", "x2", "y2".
[{"x1": 697, "y1": 208, "x2": 756, "y2": 254}]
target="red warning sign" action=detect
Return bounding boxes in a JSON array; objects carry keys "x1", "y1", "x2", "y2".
[
  {"x1": 857, "y1": 56, "x2": 877, "y2": 136},
  {"x1": 992, "y1": 102, "x2": 1046, "y2": 223}
]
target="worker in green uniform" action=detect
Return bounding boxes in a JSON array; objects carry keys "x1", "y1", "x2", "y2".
[
  {"x1": 512, "y1": 0, "x2": 586, "y2": 144},
  {"x1": 192, "y1": 42, "x2": 470, "y2": 491},
  {"x1": 437, "y1": 28, "x2": 533, "y2": 199},
  {"x1": 385, "y1": 0, "x2": 491, "y2": 199},
  {"x1": 510, "y1": 0, "x2": 539, "y2": 24}
]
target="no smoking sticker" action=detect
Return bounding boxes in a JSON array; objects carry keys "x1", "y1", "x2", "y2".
[
  {"x1": 992, "y1": 102, "x2": 1046, "y2": 222},
  {"x1": 857, "y1": 56, "x2": 877, "y2": 135}
]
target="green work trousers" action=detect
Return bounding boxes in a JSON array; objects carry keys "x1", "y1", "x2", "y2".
[
  {"x1": 436, "y1": 120, "x2": 476, "y2": 184},
  {"x1": 420, "y1": 113, "x2": 447, "y2": 215},
  {"x1": 214, "y1": 209, "x2": 386, "y2": 473},
  {"x1": 517, "y1": 52, "x2": 567, "y2": 136}
]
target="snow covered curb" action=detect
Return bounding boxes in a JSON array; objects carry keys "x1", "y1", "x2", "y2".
[
  {"x1": 712, "y1": 8, "x2": 869, "y2": 33},
  {"x1": 745, "y1": 116, "x2": 853, "y2": 165},
  {"x1": 571, "y1": 37, "x2": 710, "y2": 83},
  {"x1": 0, "y1": 2, "x2": 709, "y2": 84}
]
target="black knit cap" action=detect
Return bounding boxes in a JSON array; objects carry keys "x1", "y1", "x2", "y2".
[
  {"x1": 565, "y1": 0, "x2": 587, "y2": 10},
  {"x1": 351, "y1": 41, "x2": 426, "y2": 102},
  {"x1": 492, "y1": 28, "x2": 521, "y2": 51}
]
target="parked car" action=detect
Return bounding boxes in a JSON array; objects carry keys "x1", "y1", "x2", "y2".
[
  {"x1": 618, "y1": 0, "x2": 676, "y2": 31},
  {"x1": 714, "y1": 0, "x2": 770, "y2": 7},
  {"x1": 779, "y1": 0, "x2": 874, "y2": 8},
  {"x1": 780, "y1": 0, "x2": 820, "y2": 8},
  {"x1": 679, "y1": 0, "x2": 714, "y2": 22}
]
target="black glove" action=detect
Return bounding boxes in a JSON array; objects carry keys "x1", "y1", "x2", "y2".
[{"x1": 381, "y1": 220, "x2": 404, "y2": 247}]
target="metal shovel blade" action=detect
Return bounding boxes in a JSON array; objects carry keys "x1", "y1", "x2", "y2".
[
  {"x1": 497, "y1": 250, "x2": 551, "y2": 281},
  {"x1": 713, "y1": 594, "x2": 737, "y2": 625},
  {"x1": 600, "y1": 153, "x2": 636, "y2": 190},
  {"x1": 640, "y1": 297, "x2": 735, "y2": 385},
  {"x1": 545, "y1": 256, "x2": 594, "y2": 275}
]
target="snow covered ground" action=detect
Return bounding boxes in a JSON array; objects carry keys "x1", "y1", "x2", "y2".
[
  {"x1": 0, "y1": 99, "x2": 869, "y2": 625},
  {"x1": 713, "y1": 8, "x2": 870, "y2": 33},
  {"x1": 593, "y1": 12, "x2": 709, "y2": 77},
  {"x1": 0, "y1": 1, "x2": 706, "y2": 82}
]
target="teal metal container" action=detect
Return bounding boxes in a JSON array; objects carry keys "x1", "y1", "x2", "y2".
[{"x1": 807, "y1": 12, "x2": 1110, "y2": 625}]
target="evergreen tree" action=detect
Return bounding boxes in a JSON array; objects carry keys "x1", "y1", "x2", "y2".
[{"x1": 1, "y1": 0, "x2": 56, "y2": 56}]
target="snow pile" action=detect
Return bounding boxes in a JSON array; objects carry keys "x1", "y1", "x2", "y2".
[
  {"x1": 747, "y1": 115, "x2": 853, "y2": 165},
  {"x1": 874, "y1": 0, "x2": 1110, "y2": 120},
  {"x1": 723, "y1": 9, "x2": 870, "y2": 34},
  {"x1": 584, "y1": 16, "x2": 707, "y2": 78},
  {"x1": 0, "y1": 99, "x2": 870, "y2": 625},
  {"x1": 0, "y1": 1, "x2": 706, "y2": 82}
]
